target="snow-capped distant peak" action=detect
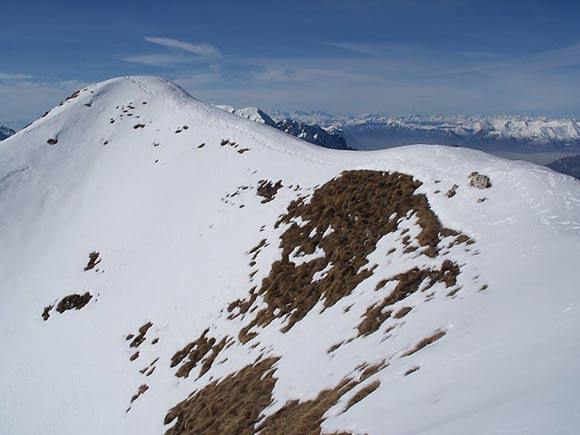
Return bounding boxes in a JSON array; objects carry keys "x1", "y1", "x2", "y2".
[{"x1": 277, "y1": 112, "x2": 580, "y2": 151}]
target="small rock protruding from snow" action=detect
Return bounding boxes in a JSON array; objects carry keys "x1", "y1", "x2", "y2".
[{"x1": 469, "y1": 172, "x2": 492, "y2": 189}]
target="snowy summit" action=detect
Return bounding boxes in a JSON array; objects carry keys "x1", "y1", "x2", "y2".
[{"x1": 1, "y1": 76, "x2": 579, "y2": 435}]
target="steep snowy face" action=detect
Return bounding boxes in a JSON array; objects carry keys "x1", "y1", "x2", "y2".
[
  {"x1": 0, "y1": 125, "x2": 15, "y2": 140},
  {"x1": 1, "y1": 76, "x2": 580, "y2": 435}
]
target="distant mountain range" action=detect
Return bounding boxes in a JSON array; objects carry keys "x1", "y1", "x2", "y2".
[
  {"x1": 216, "y1": 105, "x2": 352, "y2": 150},
  {"x1": 272, "y1": 111, "x2": 580, "y2": 152},
  {"x1": 218, "y1": 107, "x2": 580, "y2": 180},
  {"x1": 0, "y1": 125, "x2": 15, "y2": 141}
]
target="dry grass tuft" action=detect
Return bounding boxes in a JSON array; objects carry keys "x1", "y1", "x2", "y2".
[
  {"x1": 164, "y1": 358, "x2": 279, "y2": 435},
  {"x1": 171, "y1": 329, "x2": 229, "y2": 379},
  {"x1": 257, "y1": 378, "x2": 357, "y2": 435},
  {"x1": 84, "y1": 251, "x2": 101, "y2": 271},
  {"x1": 130, "y1": 384, "x2": 149, "y2": 403},
  {"x1": 130, "y1": 322, "x2": 153, "y2": 348},
  {"x1": 403, "y1": 330, "x2": 446, "y2": 357},
  {"x1": 360, "y1": 361, "x2": 387, "y2": 382},
  {"x1": 42, "y1": 304, "x2": 54, "y2": 321},
  {"x1": 404, "y1": 366, "x2": 420, "y2": 376},
  {"x1": 345, "y1": 380, "x2": 380, "y2": 411},
  {"x1": 393, "y1": 306, "x2": 412, "y2": 319},
  {"x1": 257, "y1": 180, "x2": 283, "y2": 203},
  {"x1": 358, "y1": 260, "x2": 459, "y2": 336},
  {"x1": 56, "y1": 292, "x2": 92, "y2": 313}
]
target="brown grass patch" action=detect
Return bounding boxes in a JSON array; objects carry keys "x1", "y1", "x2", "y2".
[
  {"x1": 131, "y1": 384, "x2": 149, "y2": 403},
  {"x1": 360, "y1": 361, "x2": 387, "y2": 382},
  {"x1": 358, "y1": 307, "x2": 392, "y2": 337},
  {"x1": 199, "y1": 337, "x2": 229, "y2": 378},
  {"x1": 358, "y1": 261, "x2": 459, "y2": 336},
  {"x1": 171, "y1": 329, "x2": 229, "y2": 379},
  {"x1": 42, "y1": 304, "x2": 54, "y2": 321},
  {"x1": 403, "y1": 330, "x2": 446, "y2": 357},
  {"x1": 165, "y1": 355, "x2": 388, "y2": 434},
  {"x1": 258, "y1": 379, "x2": 357, "y2": 435},
  {"x1": 257, "y1": 180, "x2": 283, "y2": 203},
  {"x1": 228, "y1": 170, "x2": 468, "y2": 342},
  {"x1": 130, "y1": 322, "x2": 153, "y2": 348},
  {"x1": 84, "y1": 251, "x2": 101, "y2": 271},
  {"x1": 345, "y1": 380, "x2": 380, "y2": 411},
  {"x1": 56, "y1": 292, "x2": 92, "y2": 313},
  {"x1": 248, "y1": 239, "x2": 267, "y2": 260},
  {"x1": 404, "y1": 366, "x2": 420, "y2": 376},
  {"x1": 393, "y1": 306, "x2": 412, "y2": 319},
  {"x1": 164, "y1": 358, "x2": 279, "y2": 435}
]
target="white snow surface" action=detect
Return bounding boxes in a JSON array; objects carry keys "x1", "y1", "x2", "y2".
[{"x1": 0, "y1": 76, "x2": 579, "y2": 435}]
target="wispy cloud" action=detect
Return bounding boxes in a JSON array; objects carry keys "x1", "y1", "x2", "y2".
[
  {"x1": 122, "y1": 54, "x2": 198, "y2": 66},
  {"x1": 122, "y1": 37, "x2": 222, "y2": 66},
  {"x1": 170, "y1": 40, "x2": 580, "y2": 116},
  {"x1": 326, "y1": 42, "x2": 382, "y2": 58},
  {"x1": 144, "y1": 37, "x2": 221, "y2": 58},
  {"x1": 0, "y1": 72, "x2": 32, "y2": 80}
]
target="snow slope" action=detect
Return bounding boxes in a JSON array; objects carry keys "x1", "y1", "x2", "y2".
[{"x1": 1, "y1": 76, "x2": 579, "y2": 435}]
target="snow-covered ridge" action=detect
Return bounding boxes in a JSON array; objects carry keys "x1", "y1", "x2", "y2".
[
  {"x1": 215, "y1": 105, "x2": 277, "y2": 127},
  {"x1": 1, "y1": 76, "x2": 579, "y2": 435},
  {"x1": 217, "y1": 104, "x2": 351, "y2": 150},
  {"x1": 273, "y1": 111, "x2": 580, "y2": 151}
]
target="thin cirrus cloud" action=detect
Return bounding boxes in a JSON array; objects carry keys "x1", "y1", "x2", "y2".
[
  {"x1": 326, "y1": 42, "x2": 383, "y2": 58},
  {"x1": 122, "y1": 37, "x2": 222, "y2": 66},
  {"x1": 0, "y1": 72, "x2": 32, "y2": 80}
]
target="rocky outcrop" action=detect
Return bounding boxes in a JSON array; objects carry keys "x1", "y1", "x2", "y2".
[
  {"x1": 0, "y1": 125, "x2": 15, "y2": 141},
  {"x1": 469, "y1": 172, "x2": 492, "y2": 189}
]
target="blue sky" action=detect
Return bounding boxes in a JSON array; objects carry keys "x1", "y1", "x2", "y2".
[{"x1": 1, "y1": 0, "x2": 580, "y2": 126}]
